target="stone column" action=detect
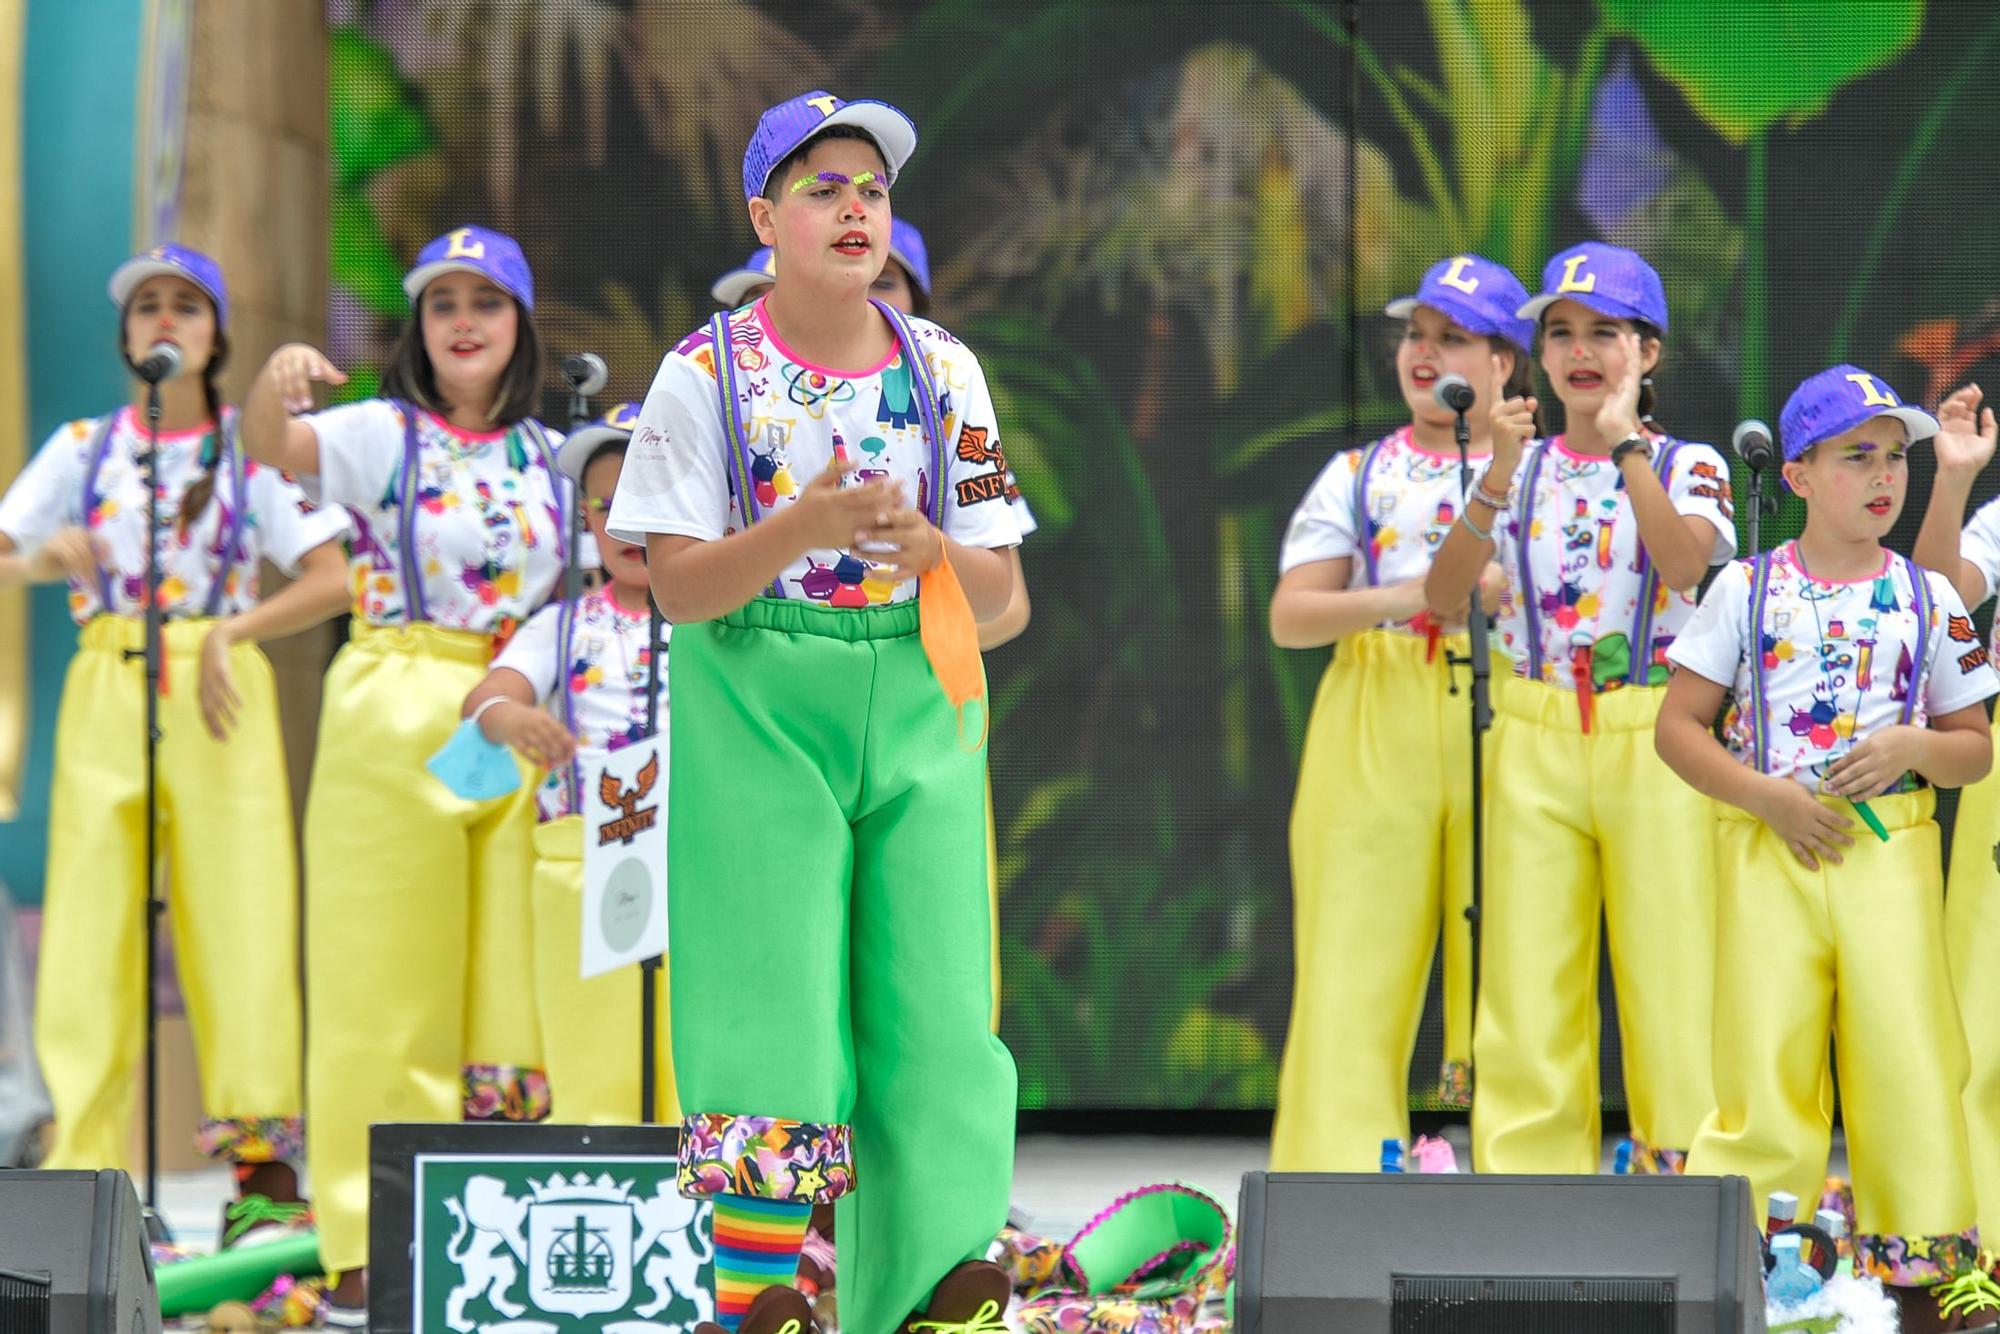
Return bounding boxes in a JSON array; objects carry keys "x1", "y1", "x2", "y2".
[
  {"x1": 177, "y1": 0, "x2": 334, "y2": 818},
  {"x1": 136, "y1": 1, "x2": 331, "y2": 1174}
]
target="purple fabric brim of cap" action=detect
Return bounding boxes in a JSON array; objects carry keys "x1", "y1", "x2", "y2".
[
  {"x1": 1785, "y1": 404, "x2": 1939, "y2": 462},
  {"x1": 887, "y1": 247, "x2": 929, "y2": 296},
  {"x1": 108, "y1": 259, "x2": 227, "y2": 326},
  {"x1": 1516, "y1": 289, "x2": 1663, "y2": 333},
  {"x1": 751, "y1": 100, "x2": 917, "y2": 200},
  {"x1": 557, "y1": 425, "x2": 635, "y2": 485},
  {"x1": 711, "y1": 269, "x2": 776, "y2": 308},
  {"x1": 1384, "y1": 292, "x2": 1527, "y2": 348},
  {"x1": 402, "y1": 259, "x2": 533, "y2": 311}
]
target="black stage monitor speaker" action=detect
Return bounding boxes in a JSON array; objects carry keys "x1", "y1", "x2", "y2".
[
  {"x1": 0, "y1": 1170, "x2": 160, "y2": 1334},
  {"x1": 1237, "y1": 1172, "x2": 1766, "y2": 1333}
]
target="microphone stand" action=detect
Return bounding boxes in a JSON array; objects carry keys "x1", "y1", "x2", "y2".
[
  {"x1": 640, "y1": 607, "x2": 665, "y2": 1124},
  {"x1": 121, "y1": 373, "x2": 168, "y2": 1216},
  {"x1": 1744, "y1": 454, "x2": 1777, "y2": 554},
  {"x1": 1442, "y1": 402, "x2": 1492, "y2": 1092},
  {"x1": 564, "y1": 380, "x2": 594, "y2": 603},
  {"x1": 559, "y1": 377, "x2": 664, "y2": 1120}
]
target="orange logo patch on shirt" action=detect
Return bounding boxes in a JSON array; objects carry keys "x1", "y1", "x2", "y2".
[
  {"x1": 956, "y1": 424, "x2": 1003, "y2": 467},
  {"x1": 1949, "y1": 613, "x2": 1978, "y2": 644}
]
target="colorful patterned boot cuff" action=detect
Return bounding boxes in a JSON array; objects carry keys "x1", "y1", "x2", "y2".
[
  {"x1": 677, "y1": 1112, "x2": 856, "y2": 1204},
  {"x1": 1436, "y1": 1061, "x2": 1472, "y2": 1109},
  {"x1": 196, "y1": 1116, "x2": 305, "y2": 1163},
  {"x1": 1855, "y1": 1225, "x2": 1982, "y2": 1287},
  {"x1": 1628, "y1": 1142, "x2": 1688, "y2": 1175},
  {"x1": 462, "y1": 1064, "x2": 553, "y2": 1122}
]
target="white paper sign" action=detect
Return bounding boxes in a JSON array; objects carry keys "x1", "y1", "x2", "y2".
[{"x1": 581, "y1": 742, "x2": 668, "y2": 979}]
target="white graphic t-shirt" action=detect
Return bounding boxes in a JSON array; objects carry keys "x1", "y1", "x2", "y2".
[
  {"x1": 1280, "y1": 425, "x2": 1487, "y2": 633},
  {"x1": 607, "y1": 299, "x2": 1021, "y2": 605},
  {"x1": 1492, "y1": 435, "x2": 1736, "y2": 692},
  {"x1": 492, "y1": 589, "x2": 670, "y2": 822},
  {"x1": 301, "y1": 399, "x2": 568, "y2": 633},
  {"x1": 0, "y1": 407, "x2": 349, "y2": 622},
  {"x1": 1670, "y1": 543, "x2": 1997, "y2": 792}
]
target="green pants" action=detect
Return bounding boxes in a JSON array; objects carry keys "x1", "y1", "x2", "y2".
[{"x1": 668, "y1": 597, "x2": 1016, "y2": 1334}]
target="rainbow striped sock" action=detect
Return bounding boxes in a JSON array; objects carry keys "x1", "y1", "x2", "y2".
[{"x1": 711, "y1": 1194, "x2": 813, "y2": 1330}]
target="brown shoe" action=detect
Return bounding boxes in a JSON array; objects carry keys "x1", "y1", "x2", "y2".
[
  {"x1": 898, "y1": 1260, "x2": 1009, "y2": 1334},
  {"x1": 1892, "y1": 1282, "x2": 2000, "y2": 1332},
  {"x1": 694, "y1": 1282, "x2": 816, "y2": 1334}
]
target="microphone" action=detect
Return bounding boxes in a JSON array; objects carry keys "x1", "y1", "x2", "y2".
[
  {"x1": 1434, "y1": 373, "x2": 1476, "y2": 414},
  {"x1": 133, "y1": 341, "x2": 182, "y2": 385},
  {"x1": 1733, "y1": 419, "x2": 1775, "y2": 471},
  {"x1": 562, "y1": 352, "x2": 609, "y2": 396}
]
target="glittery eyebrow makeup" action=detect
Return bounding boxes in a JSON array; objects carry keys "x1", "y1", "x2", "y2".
[{"x1": 789, "y1": 169, "x2": 883, "y2": 194}]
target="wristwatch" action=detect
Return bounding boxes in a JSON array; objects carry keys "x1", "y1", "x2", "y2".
[{"x1": 1611, "y1": 433, "x2": 1653, "y2": 467}]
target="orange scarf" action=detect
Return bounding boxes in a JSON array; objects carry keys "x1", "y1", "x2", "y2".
[{"x1": 919, "y1": 544, "x2": 988, "y2": 751}]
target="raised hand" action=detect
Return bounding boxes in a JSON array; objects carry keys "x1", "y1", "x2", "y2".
[
  {"x1": 262, "y1": 343, "x2": 349, "y2": 415},
  {"x1": 1594, "y1": 331, "x2": 1647, "y2": 442},
  {"x1": 1487, "y1": 354, "x2": 1538, "y2": 461},
  {"x1": 1933, "y1": 382, "x2": 1997, "y2": 480}
]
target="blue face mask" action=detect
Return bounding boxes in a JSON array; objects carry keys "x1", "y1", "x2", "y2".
[{"x1": 426, "y1": 717, "x2": 522, "y2": 801}]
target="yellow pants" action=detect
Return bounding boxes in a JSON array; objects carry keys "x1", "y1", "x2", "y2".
[
  {"x1": 1689, "y1": 791, "x2": 1980, "y2": 1285},
  {"x1": 303, "y1": 622, "x2": 539, "y2": 1274},
  {"x1": 1471, "y1": 678, "x2": 1715, "y2": 1174},
  {"x1": 1270, "y1": 629, "x2": 1485, "y2": 1171},
  {"x1": 36, "y1": 616, "x2": 302, "y2": 1173},
  {"x1": 530, "y1": 818, "x2": 676, "y2": 1123},
  {"x1": 1945, "y1": 727, "x2": 2000, "y2": 1272}
]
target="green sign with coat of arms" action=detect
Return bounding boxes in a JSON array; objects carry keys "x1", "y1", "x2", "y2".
[{"x1": 413, "y1": 1154, "x2": 714, "y2": 1334}]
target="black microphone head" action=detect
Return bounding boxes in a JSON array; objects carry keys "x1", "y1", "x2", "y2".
[
  {"x1": 1434, "y1": 373, "x2": 1476, "y2": 413},
  {"x1": 563, "y1": 352, "x2": 609, "y2": 396},
  {"x1": 137, "y1": 341, "x2": 183, "y2": 384},
  {"x1": 1733, "y1": 418, "x2": 1775, "y2": 468}
]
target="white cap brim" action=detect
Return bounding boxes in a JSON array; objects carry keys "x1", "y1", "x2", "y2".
[
  {"x1": 1382, "y1": 297, "x2": 1419, "y2": 319},
  {"x1": 762, "y1": 100, "x2": 918, "y2": 197},
  {"x1": 402, "y1": 259, "x2": 520, "y2": 306},
  {"x1": 1515, "y1": 291, "x2": 1655, "y2": 326},
  {"x1": 711, "y1": 271, "x2": 776, "y2": 308},
  {"x1": 1880, "y1": 405, "x2": 1939, "y2": 443},
  {"x1": 557, "y1": 425, "x2": 633, "y2": 485},
  {"x1": 1514, "y1": 293, "x2": 1563, "y2": 321},
  {"x1": 108, "y1": 259, "x2": 218, "y2": 313}
]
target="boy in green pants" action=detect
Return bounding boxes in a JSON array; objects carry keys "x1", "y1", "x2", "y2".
[{"x1": 607, "y1": 92, "x2": 1020, "y2": 1334}]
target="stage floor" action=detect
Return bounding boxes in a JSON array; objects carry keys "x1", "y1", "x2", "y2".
[{"x1": 155, "y1": 1128, "x2": 1852, "y2": 1255}]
